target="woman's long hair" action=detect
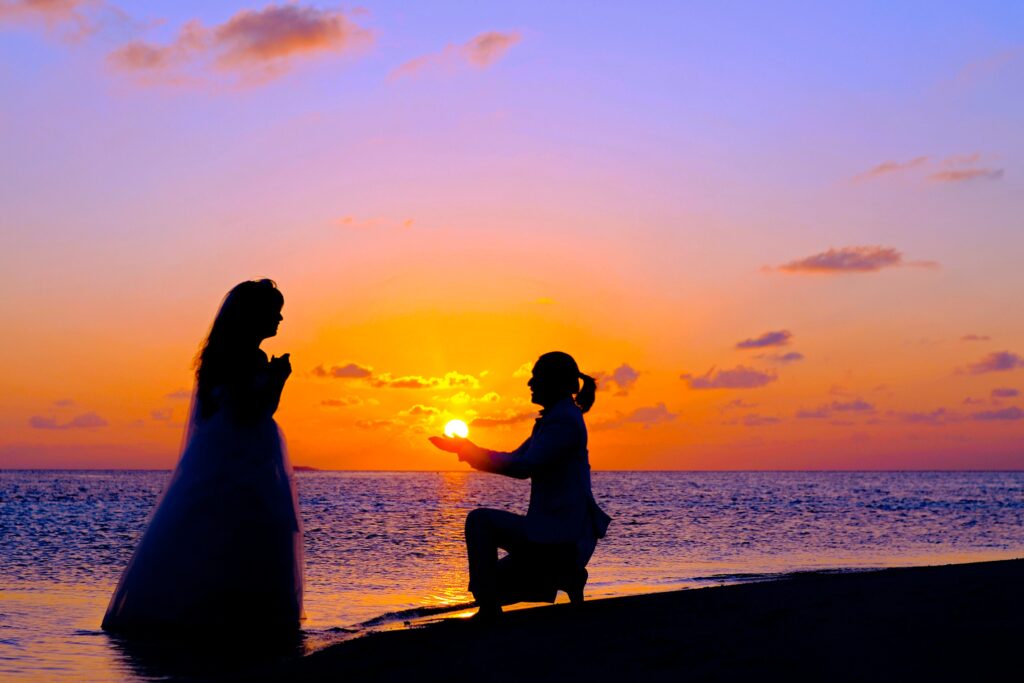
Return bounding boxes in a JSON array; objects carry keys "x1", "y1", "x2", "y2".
[
  {"x1": 195, "y1": 279, "x2": 283, "y2": 409},
  {"x1": 535, "y1": 351, "x2": 597, "y2": 413}
]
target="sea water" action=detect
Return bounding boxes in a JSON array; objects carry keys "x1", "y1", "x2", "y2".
[{"x1": 2, "y1": 470, "x2": 1022, "y2": 680}]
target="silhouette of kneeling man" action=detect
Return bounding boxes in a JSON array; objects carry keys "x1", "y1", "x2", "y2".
[{"x1": 430, "y1": 351, "x2": 611, "y2": 620}]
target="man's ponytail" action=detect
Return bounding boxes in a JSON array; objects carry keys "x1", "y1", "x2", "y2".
[{"x1": 575, "y1": 372, "x2": 596, "y2": 413}]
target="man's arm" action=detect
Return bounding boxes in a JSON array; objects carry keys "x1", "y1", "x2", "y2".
[{"x1": 462, "y1": 416, "x2": 579, "y2": 479}]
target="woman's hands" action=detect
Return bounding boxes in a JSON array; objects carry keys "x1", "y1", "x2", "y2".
[{"x1": 269, "y1": 353, "x2": 292, "y2": 383}]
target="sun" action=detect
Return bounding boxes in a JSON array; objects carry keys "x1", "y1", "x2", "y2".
[{"x1": 444, "y1": 419, "x2": 469, "y2": 439}]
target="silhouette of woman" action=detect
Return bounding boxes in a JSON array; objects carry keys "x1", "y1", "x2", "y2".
[
  {"x1": 103, "y1": 279, "x2": 303, "y2": 634},
  {"x1": 430, "y1": 351, "x2": 611, "y2": 619}
]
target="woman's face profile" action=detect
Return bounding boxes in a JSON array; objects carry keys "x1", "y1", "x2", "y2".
[{"x1": 257, "y1": 304, "x2": 284, "y2": 341}]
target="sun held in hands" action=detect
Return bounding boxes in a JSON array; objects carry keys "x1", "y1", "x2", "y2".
[{"x1": 444, "y1": 419, "x2": 469, "y2": 439}]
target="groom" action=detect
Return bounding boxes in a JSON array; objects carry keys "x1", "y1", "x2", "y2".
[{"x1": 430, "y1": 352, "x2": 611, "y2": 620}]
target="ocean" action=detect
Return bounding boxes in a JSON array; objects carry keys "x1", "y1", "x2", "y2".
[{"x1": 2, "y1": 470, "x2": 1023, "y2": 681}]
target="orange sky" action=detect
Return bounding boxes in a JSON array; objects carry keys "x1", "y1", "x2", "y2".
[{"x1": 2, "y1": 2, "x2": 1023, "y2": 469}]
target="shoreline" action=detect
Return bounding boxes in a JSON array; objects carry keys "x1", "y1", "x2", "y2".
[{"x1": 256, "y1": 558, "x2": 1023, "y2": 682}]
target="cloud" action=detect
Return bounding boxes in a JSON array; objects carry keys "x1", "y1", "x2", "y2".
[
  {"x1": 399, "y1": 404, "x2": 440, "y2": 417},
  {"x1": 29, "y1": 412, "x2": 108, "y2": 429},
  {"x1": 313, "y1": 362, "x2": 373, "y2": 379},
  {"x1": 991, "y1": 388, "x2": 1019, "y2": 398},
  {"x1": 854, "y1": 156, "x2": 929, "y2": 181},
  {"x1": 971, "y1": 406, "x2": 1024, "y2": 421},
  {"x1": 594, "y1": 403, "x2": 677, "y2": 430},
  {"x1": 735, "y1": 413, "x2": 781, "y2": 427},
  {"x1": 681, "y1": 366, "x2": 776, "y2": 390},
  {"x1": 165, "y1": 389, "x2": 191, "y2": 400},
  {"x1": 369, "y1": 371, "x2": 480, "y2": 390},
  {"x1": 773, "y1": 246, "x2": 937, "y2": 274},
  {"x1": 928, "y1": 168, "x2": 1004, "y2": 183},
  {"x1": 830, "y1": 399, "x2": 875, "y2": 412},
  {"x1": 390, "y1": 30, "x2": 520, "y2": 79},
  {"x1": 961, "y1": 334, "x2": 991, "y2": 342},
  {"x1": 438, "y1": 391, "x2": 500, "y2": 405},
  {"x1": 758, "y1": 351, "x2": 805, "y2": 364},
  {"x1": 512, "y1": 362, "x2": 533, "y2": 378},
  {"x1": 471, "y1": 410, "x2": 536, "y2": 428},
  {"x1": 966, "y1": 351, "x2": 1024, "y2": 374},
  {"x1": 736, "y1": 330, "x2": 792, "y2": 349},
  {"x1": 108, "y1": 4, "x2": 371, "y2": 85},
  {"x1": 720, "y1": 399, "x2": 757, "y2": 413},
  {"x1": 895, "y1": 408, "x2": 957, "y2": 425},
  {"x1": 595, "y1": 364, "x2": 640, "y2": 396},
  {"x1": 0, "y1": 0, "x2": 121, "y2": 40},
  {"x1": 53, "y1": 398, "x2": 75, "y2": 407},
  {"x1": 321, "y1": 396, "x2": 377, "y2": 408},
  {"x1": 797, "y1": 399, "x2": 874, "y2": 419},
  {"x1": 150, "y1": 408, "x2": 172, "y2": 421}
]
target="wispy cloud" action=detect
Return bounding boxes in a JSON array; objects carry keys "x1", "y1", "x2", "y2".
[
  {"x1": 991, "y1": 387, "x2": 1019, "y2": 398},
  {"x1": 965, "y1": 351, "x2": 1024, "y2": 374},
  {"x1": 728, "y1": 413, "x2": 781, "y2": 427},
  {"x1": 165, "y1": 389, "x2": 191, "y2": 400},
  {"x1": 594, "y1": 403, "x2": 677, "y2": 430},
  {"x1": 971, "y1": 406, "x2": 1024, "y2": 421},
  {"x1": 321, "y1": 396, "x2": 378, "y2": 408},
  {"x1": 681, "y1": 366, "x2": 776, "y2": 390},
  {"x1": 757, "y1": 351, "x2": 805, "y2": 364},
  {"x1": 773, "y1": 245, "x2": 939, "y2": 274},
  {"x1": 736, "y1": 330, "x2": 792, "y2": 349},
  {"x1": 894, "y1": 408, "x2": 958, "y2": 425},
  {"x1": 108, "y1": 4, "x2": 372, "y2": 85},
  {"x1": 796, "y1": 399, "x2": 875, "y2": 419},
  {"x1": 595, "y1": 364, "x2": 640, "y2": 396},
  {"x1": 961, "y1": 334, "x2": 991, "y2": 342},
  {"x1": 0, "y1": 0, "x2": 126, "y2": 41},
  {"x1": 853, "y1": 152, "x2": 1004, "y2": 184},
  {"x1": 390, "y1": 30, "x2": 520, "y2": 80},
  {"x1": 929, "y1": 168, "x2": 1004, "y2": 183},
  {"x1": 854, "y1": 156, "x2": 929, "y2": 182},
  {"x1": 29, "y1": 412, "x2": 108, "y2": 429},
  {"x1": 53, "y1": 398, "x2": 76, "y2": 407}
]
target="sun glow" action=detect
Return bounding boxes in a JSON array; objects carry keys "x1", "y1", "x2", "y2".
[{"x1": 444, "y1": 419, "x2": 469, "y2": 439}]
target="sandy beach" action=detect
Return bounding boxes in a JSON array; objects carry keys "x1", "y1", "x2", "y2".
[{"x1": 255, "y1": 558, "x2": 1023, "y2": 682}]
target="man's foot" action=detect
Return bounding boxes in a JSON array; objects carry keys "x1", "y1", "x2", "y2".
[{"x1": 566, "y1": 568, "x2": 588, "y2": 605}]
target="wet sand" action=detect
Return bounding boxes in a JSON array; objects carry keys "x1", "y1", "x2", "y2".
[{"x1": 256, "y1": 558, "x2": 1022, "y2": 682}]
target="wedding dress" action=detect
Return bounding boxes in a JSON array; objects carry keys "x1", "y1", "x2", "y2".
[{"x1": 102, "y1": 349, "x2": 303, "y2": 633}]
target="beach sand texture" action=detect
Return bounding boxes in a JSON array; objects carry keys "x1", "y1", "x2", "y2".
[{"x1": 259, "y1": 559, "x2": 1023, "y2": 682}]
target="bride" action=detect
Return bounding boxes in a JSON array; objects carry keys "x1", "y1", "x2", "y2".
[{"x1": 103, "y1": 279, "x2": 303, "y2": 634}]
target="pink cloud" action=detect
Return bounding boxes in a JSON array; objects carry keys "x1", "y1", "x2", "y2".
[
  {"x1": 966, "y1": 351, "x2": 1024, "y2": 374},
  {"x1": 736, "y1": 329, "x2": 792, "y2": 349},
  {"x1": 595, "y1": 363, "x2": 640, "y2": 396},
  {"x1": 758, "y1": 351, "x2": 805, "y2": 364},
  {"x1": 991, "y1": 388, "x2": 1019, "y2": 398},
  {"x1": 108, "y1": 4, "x2": 371, "y2": 85},
  {"x1": 928, "y1": 168, "x2": 1004, "y2": 183},
  {"x1": 390, "y1": 30, "x2": 520, "y2": 80},
  {"x1": 681, "y1": 366, "x2": 776, "y2": 390},
  {"x1": 774, "y1": 246, "x2": 938, "y2": 274},
  {"x1": 854, "y1": 156, "x2": 929, "y2": 181}
]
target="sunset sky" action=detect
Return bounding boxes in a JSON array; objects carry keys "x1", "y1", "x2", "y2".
[{"x1": 2, "y1": 1, "x2": 1023, "y2": 470}]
